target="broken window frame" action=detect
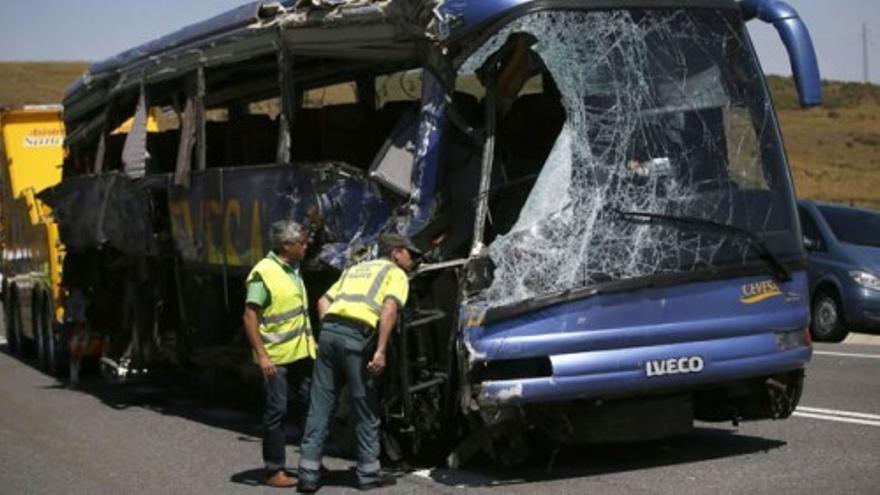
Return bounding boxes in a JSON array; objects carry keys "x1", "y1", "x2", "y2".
[{"x1": 453, "y1": 6, "x2": 803, "y2": 311}]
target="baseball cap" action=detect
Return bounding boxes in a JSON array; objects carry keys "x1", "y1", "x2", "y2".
[{"x1": 379, "y1": 233, "x2": 423, "y2": 256}]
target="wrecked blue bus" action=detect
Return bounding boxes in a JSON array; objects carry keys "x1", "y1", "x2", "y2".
[{"x1": 40, "y1": 0, "x2": 819, "y2": 464}]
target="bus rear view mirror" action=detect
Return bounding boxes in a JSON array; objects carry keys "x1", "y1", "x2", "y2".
[{"x1": 741, "y1": 0, "x2": 822, "y2": 107}]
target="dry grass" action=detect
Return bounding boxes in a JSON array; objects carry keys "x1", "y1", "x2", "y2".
[
  {"x1": 0, "y1": 62, "x2": 89, "y2": 108},
  {"x1": 2, "y1": 63, "x2": 878, "y2": 209}
]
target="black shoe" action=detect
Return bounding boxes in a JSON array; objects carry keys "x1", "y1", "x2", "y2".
[
  {"x1": 296, "y1": 479, "x2": 319, "y2": 493},
  {"x1": 358, "y1": 473, "x2": 397, "y2": 491}
]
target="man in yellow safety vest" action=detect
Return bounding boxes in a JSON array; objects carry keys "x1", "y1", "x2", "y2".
[
  {"x1": 243, "y1": 220, "x2": 316, "y2": 488},
  {"x1": 297, "y1": 233, "x2": 420, "y2": 492}
]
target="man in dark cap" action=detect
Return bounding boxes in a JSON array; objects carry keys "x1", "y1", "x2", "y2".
[{"x1": 297, "y1": 233, "x2": 421, "y2": 492}]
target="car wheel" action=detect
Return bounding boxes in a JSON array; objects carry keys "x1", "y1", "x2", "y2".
[{"x1": 811, "y1": 292, "x2": 849, "y2": 343}]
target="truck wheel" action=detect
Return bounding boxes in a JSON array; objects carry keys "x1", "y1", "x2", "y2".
[
  {"x1": 3, "y1": 296, "x2": 16, "y2": 354},
  {"x1": 8, "y1": 294, "x2": 24, "y2": 356},
  {"x1": 35, "y1": 295, "x2": 49, "y2": 370},
  {"x1": 811, "y1": 292, "x2": 849, "y2": 343}
]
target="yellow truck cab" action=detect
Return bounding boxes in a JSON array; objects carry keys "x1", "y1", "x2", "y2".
[{"x1": 1, "y1": 104, "x2": 67, "y2": 373}]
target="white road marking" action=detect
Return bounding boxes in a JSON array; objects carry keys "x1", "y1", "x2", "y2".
[
  {"x1": 793, "y1": 412, "x2": 880, "y2": 427},
  {"x1": 794, "y1": 406, "x2": 880, "y2": 427},
  {"x1": 797, "y1": 406, "x2": 880, "y2": 421},
  {"x1": 411, "y1": 468, "x2": 502, "y2": 488},
  {"x1": 813, "y1": 351, "x2": 880, "y2": 359}
]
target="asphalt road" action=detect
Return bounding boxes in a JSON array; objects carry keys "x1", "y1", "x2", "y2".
[{"x1": 1, "y1": 315, "x2": 879, "y2": 494}]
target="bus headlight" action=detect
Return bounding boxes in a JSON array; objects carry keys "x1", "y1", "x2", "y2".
[
  {"x1": 849, "y1": 271, "x2": 880, "y2": 291},
  {"x1": 775, "y1": 329, "x2": 809, "y2": 351}
]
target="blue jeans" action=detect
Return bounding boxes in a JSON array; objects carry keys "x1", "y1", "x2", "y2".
[
  {"x1": 263, "y1": 358, "x2": 313, "y2": 473},
  {"x1": 298, "y1": 321, "x2": 381, "y2": 486}
]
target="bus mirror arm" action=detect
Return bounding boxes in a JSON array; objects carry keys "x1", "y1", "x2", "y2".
[{"x1": 741, "y1": 0, "x2": 823, "y2": 108}]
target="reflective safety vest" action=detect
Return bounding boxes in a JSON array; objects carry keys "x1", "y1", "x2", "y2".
[
  {"x1": 325, "y1": 258, "x2": 409, "y2": 329},
  {"x1": 247, "y1": 257, "x2": 315, "y2": 364}
]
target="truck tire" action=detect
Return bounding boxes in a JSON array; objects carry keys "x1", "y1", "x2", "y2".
[
  {"x1": 7, "y1": 292, "x2": 24, "y2": 357},
  {"x1": 3, "y1": 296, "x2": 15, "y2": 354},
  {"x1": 811, "y1": 291, "x2": 849, "y2": 343},
  {"x1": 35, "y1": 294, "x2": 49, "y2": 370}
]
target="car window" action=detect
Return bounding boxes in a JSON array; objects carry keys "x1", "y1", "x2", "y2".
[
  {"x1": 798, "y1": 206, "x2": 826, "y2": 251},
  {"x1": 817, "y1": 205, "x2": 880, "y2": 248}
]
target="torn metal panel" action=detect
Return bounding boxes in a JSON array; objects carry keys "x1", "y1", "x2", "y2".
[
  {"x1": 174, "y1": 94, "x2": 197, "y2": 187},
  {"x1": 39, "y1": 173, "x2": 157, "y2": 255},
  {"x1": 121, "y1": 87, "x2": 148, "y2": 178},
  {"x1": 398, "y1": 71, "x2": 446, "y2": 238}
]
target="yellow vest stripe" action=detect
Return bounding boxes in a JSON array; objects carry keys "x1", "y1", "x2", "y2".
[
  {"x1": 262, "y1": 306, "x2": 306, "y2": 325},
  {"x1": 261, "y1": 326, "x2": 309, "y2": 345}
]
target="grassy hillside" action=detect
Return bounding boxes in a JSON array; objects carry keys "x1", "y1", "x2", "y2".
[
  {"x1": 2, "y1": 63, "x2": 878, "y2": 209},
  {"x1": 0, "y1": 62, "x2": 89, "y2": 107},
  {"x1": 770, "y1": 77, "x2": 880, "y2": 210}
]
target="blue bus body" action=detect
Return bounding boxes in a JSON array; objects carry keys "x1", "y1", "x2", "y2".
[
  {"x1": 43, "y1": 0, "x2": 821, "y2": 463},
  {"x1": 466, "y1": 273, "x2": 810, "y2": 406}
]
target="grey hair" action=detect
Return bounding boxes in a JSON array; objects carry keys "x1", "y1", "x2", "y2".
[{"x1": 269, "y1": 220, "x2": 305, "y2": 252}]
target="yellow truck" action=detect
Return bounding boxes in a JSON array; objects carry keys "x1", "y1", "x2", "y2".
[{"x1": 0, "y1": 105, "x2": 68, "y2": 374}]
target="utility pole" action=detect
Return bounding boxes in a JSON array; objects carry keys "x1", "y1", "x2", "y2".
[{"x1": 863, "y1": 22, "x2": 870, "y2": 84}]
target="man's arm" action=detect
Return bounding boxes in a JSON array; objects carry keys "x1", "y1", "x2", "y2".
[
  {"x1": 317, "y1": 295, "x2": 332, "y2": 320},
  {"x1": 243, "y1": 303, "x2": 276, "y2": 379},
  {"x1": 366, "y1": 299, "x2": 398, "y2": 376}
]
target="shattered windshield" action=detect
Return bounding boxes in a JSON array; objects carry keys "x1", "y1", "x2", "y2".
[{"x1": 459, "y1": 9, "x2": 800, "y2": 308}]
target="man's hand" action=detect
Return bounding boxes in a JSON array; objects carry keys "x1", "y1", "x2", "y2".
[
  {"x1": 259, "y1": 355, "x2": 277, "y2": 380},
  {"x1": 366, "y1": 350, "x2": 386, "y2": 376}
]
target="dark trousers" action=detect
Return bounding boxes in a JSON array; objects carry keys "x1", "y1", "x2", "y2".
[{"x1": 263, "y1": 358, "x2": 313, "y2": 472}]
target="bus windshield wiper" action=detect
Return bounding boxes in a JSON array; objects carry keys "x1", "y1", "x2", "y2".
[{"x1": 614, "y1": 209, "x2": 792, "y2": 282}]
